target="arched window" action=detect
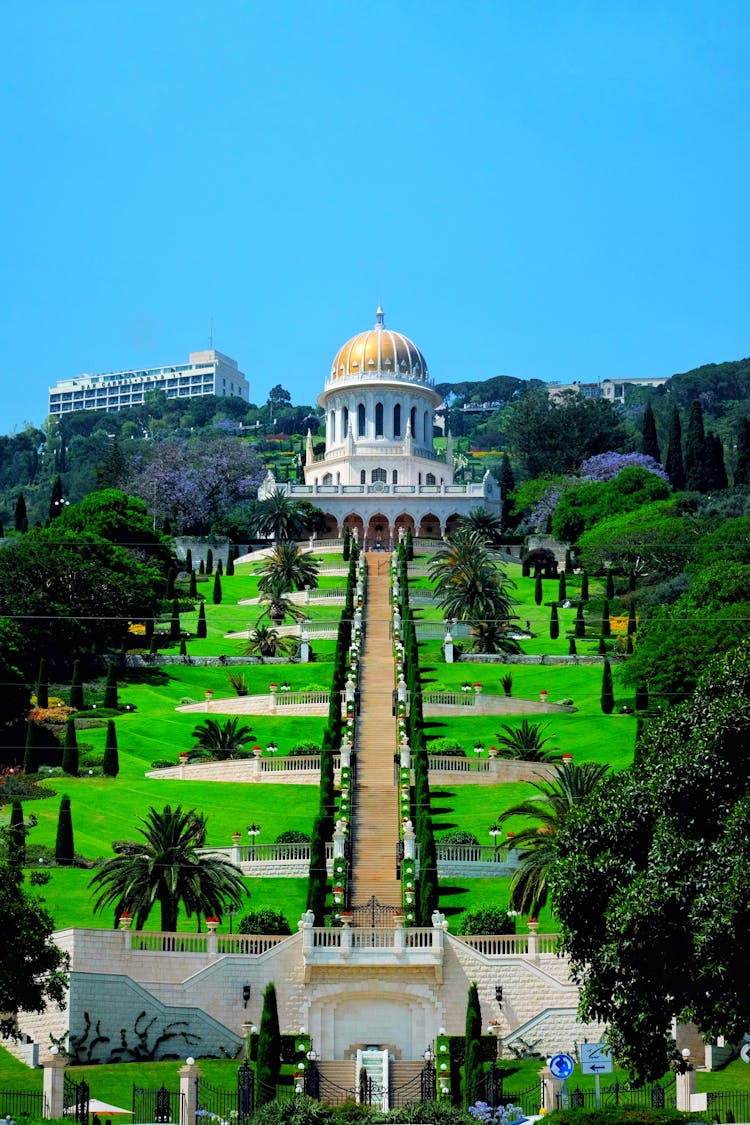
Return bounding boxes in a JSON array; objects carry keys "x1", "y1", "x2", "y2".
[
  {"x1": 393, "y1": 403, "x2": 402, "y2": 437},
  {"x1": 410, "y1": 406, "x2": 417, "y2": 438},
  {"x1": 424, "y1": 411, "x2": 430, "y2": 442},
  {"x1": 322, "y1": 473, "x2": 333, "y2": 485},
  {"x1": 375, "y1": 402, "x2": 384, "y2": 437},
  {"x1": 418, "y1": 472, "x2": 422, "y2": 485},
  {"x1": 357, "y1": 403, "x2": 366, "y2": 437},
  {"x1": 342, "y1": 406, "x2": 349, "y2": 438},
  {"x1": 372, "y1": 467, "x2": 387, "y2": 483},
  {"x1": 426, "y1": 473, "x2": 436, "y2": 486},
  {"x1": 329, "y1": 411, "x2": 336, "y2": 443},
  {"x1": 392, "y1": 470, "x2": 398, "y2": 484},
  {"x1": 360, "y1": 470, "x2": 366, "y2": 485}
]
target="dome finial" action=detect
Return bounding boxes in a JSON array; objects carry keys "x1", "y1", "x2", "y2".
[{"x1": 375, "y1": 304, "x2": 385, "y2": 328}]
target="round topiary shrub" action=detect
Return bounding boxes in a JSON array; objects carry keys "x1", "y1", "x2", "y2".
[{"x1": 439, "y1": 830, "x2": 480, "y2": 846}]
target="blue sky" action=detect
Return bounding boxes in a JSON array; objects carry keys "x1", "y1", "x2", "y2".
[{"x1": 2, "y1": 1, "x2": 749, "y2": 431}]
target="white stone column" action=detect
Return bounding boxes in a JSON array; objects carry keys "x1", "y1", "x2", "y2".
[
  {"x1": 538, "y1": 1066, "x2": 561, "y2": 1113},
  {"x1": 179, "y1": 1060, "x2": 201, "y2": 1125},
  {"x1": 675, "y1": 1066, "x2": 696, "y2": 1112},
  {"x1": 43, "y1": 1051, "x2": 66, "y2": 1119},
  {"x1": 443, "y1": 631, "x2": 454, "y2": 664},
  {"x1": 403, "y1": 820, "x2": 416, "y2": 860}
]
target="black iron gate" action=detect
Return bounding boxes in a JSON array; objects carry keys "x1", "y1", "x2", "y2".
[
  {"x1": 350, "y1": 895, "x2": 400, "y2": 927},
  {"x1": 389, "y1": 1066, "x2": 436, "y2": 1108},
  {"x1": 0, "y1": 1089, "x2": 46, "y2": 1120},
  {"x1": 195, "y1": 1061, "x2": 254, "y2": 1125},
  {"x1": 64, "y1": 1075, "x2": 90, "y2": 1125},
  {"x1": 560, "y1": 1078, "x2": 675, "y2": 1111},
  {"x1": 132, "y1": 1084, "x2": 181, "y2": 1123},
  {"x1": 469, "y1": 1073, "x2": 544, "y2": 1116}
]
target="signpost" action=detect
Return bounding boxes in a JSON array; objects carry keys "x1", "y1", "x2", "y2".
[
  {"x1": 549, "y1": 1053, "x2": 575, "y2": 1108},
  {"x1": 580, "y1": 1043, "x2": 613, "y2": 1108}
]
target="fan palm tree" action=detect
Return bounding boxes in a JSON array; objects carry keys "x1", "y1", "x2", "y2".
[
  {"x1": 89, "y1": 805, "x2": 246, "y2": 931},
  {"x1": 258, "y1": 576, "x2": 306, "y2": 625},
  {"x1": 429, "y1": 530, "x2": 518, "y2": 624},
  {"x1": 459, "y1": 506, "x2": 503, "y2": 543},
  {"x1": 257, "y1": 543, "x2": 320, "y2": 594},
  {"x1": 244, "y1": 625, "x2": 296, "y2": 660},
  {"x1": 494, "y1": 720, "x2": 557, "y2": 760},
  {"x1": 190, "y1": 717, "x2": 255, "y2": 759},
  {"x1": 250, "y1": 490, "x2": 315, "y2": 544},
  {"x1": 470, "y1": 619, "x2": 521, "y2": 655},
  {"x1": 498, "y1": 762, "x2": 608, "y2": 913}
]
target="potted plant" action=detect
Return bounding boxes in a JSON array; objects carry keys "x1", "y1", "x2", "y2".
[{"x1": 206, "y1": 915, "x2": 220, "y2": 932}]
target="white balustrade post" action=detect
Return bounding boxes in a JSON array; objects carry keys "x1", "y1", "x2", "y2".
[
  {"x1": 43, "y1": 1050, "x2": 67, "y2": 1119},
  {"x1": 180, "y1": 1060, "x2": 201, "y2": 1125}
]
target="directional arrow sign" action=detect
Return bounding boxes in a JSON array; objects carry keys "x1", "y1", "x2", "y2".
[{"x1": 581, "y1": 1043, "x2": 613, "y2": 1075}]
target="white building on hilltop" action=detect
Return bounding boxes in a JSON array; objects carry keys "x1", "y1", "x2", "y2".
[
  {"x1": 48, "y1": 348, "x2": 249, "y2": 417},
  {"x1": 260, "y1": 308, "x2": 500, "y2": 545}
]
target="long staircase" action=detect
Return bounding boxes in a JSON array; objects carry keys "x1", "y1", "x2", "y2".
[{"x1": 349, "y1": 554, "x2": 401, "y2": 906}]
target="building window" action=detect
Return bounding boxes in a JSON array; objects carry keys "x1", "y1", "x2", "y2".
[
  {"x1": 358, "y1": 403, "x2": 366, "y2": 437},
  {"x1": 329, "y1": 411, "x2": 336, "y2": 443},
  {"x1": 393, "y1": 403, "x2": 401, "y2": 437},
  {"x1": 360, "y1": 470, "x2": 366, "y2": 485},
  {"x1": 426, "y1": 473, "x2": 436, "y2": 486},
  {"x1": 322, "y1": 473, "x2": 333, "y2": 485},
  {"x1": 342, "y1": 406, "x2": 349, "y2": 438},
  {"x1": 410, "y1": 406, "x2": 417, "y2": 438},
  {"x1": 375, "y1": 402, "x2": 384, "y2": 437},
  {"x1": 392, "y1": 470, "x2": 398, "y2": 484},
  {"x1": 424, "y1": 411, "x2": 430, "y2": 441},
  {"x1": 372, "y1": 468, "x2": 387, "y2": 483}
]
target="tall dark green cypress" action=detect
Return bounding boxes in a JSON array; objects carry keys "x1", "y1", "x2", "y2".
[
  {"x1": 665, "y1": 407, "x2": 686, "y2": 491},
  {"x1": 706, "y1": 433, "x2": 728, "y2": 490},
  {"x1": 581, "y1": 572, "x2": 589, "y2": 601},
  {"x1": 166, "y1": 567, "x2": 176, "y2": 599},
  {"x1": 199, "y1": 558, "x2": 205, "y2": 576},
  {"x1": 601, "y1": 659, "x2": 615, "y2": 714},
  {"x1": 216, "y1": 558, "x2": 223, "y2": 577},
  {"x1": 48, "y1": 475, "x2": 64, "y2": 520},
  {"x1": 417, "y1": 818, "x2": 439, "y2": 926},
  {"x1": 464, "y1": 982, "x2": 483, "y2": 1103},
  {"x1": 627, "y1": 602, "x2": 638, "y2": 635},
  {"x1": 8, "y1": 800, "x2": 25, "y2": 868},
  {"x1": 734, "y1": 418, "x2": 750, "y2": 487},
  {"x1": 534, "y1": 573, "x2": 543, "y2": 606},
  {"x1": 103, "y1": 664, "x2": 118, "y2": 709},
  {"x1": 405, "y1": 525, "x2": 414, "y2": 561},
  {"x1": 549, "y1": 603, "x2": 559, "y2": 640},
  {"x1": 69, "y1": 659, "x2": 84, "y2": 710},
  {"x1": 568, "y1": 638, "x2": 577, "y2": 656},
  {"x1": 23, "y1": 720, "x2": 39, "y2": 774},
  {"x1": 103, "y1": 720, "x2": 120, "y2": 777},
  {"x1": 564, "y1": 549, "x2": 573, "y2": 575},
  {"x1": 62, "y1": 718, "x2": 79, "y2": 776},
  {"x1": 196, "y1": 601, "x2": 207, "y2": 639},
  {"x1": 184, "y1": 548, "x2": 193, "y2": 573},
  {"x1": 641, "y1": 401, "x2": 661, "y2": 463},
  {"x1": 206, "y1": 548, "x2": 213, "y2": 575},
  {"x1": 605, "y1": 571, "x2": 614, "y2": 600},
  {"x1": 557, "y1": 573, "x2": 567, "y2": 603},
  {"x1": 212, "y1": 574, "x2": 222, "y2": 605},
  {"x1": 500, "y1": 453, "x2": 516, "y2": 530},
  {"x1": 342, "y1": 526, "x2": 351, "y2": 561},
  {"x1": 600, "y1": 599, "x2": 611, "y2": 638},
  {"x1": 35, "y1": 658, "x2": 48, "y2": 710},
  {"x1": 256, "y1": 982, "x2": 282, "y2": 1106},
  {"x1": 575, "y1": 603, "x2": 586, "y2": 638},
  {"x1": 226, "y1": 550, "x2": 235, "y2": 576},
  {"x1": 14, "y1": 493, "x2": 27, "y2": 533},
  {"x1": 189, "y1": 569, "x2": 197, "y2": 597},
  {"x1": 170, "y1": 600, "x2": 181, "y2": 640},
  {"x1": 685, "y1": 400, "x2": 709, "y2": 492},
  {"x1": 306, "y1": 818, "x2": 327, "y2": 926},
  {"x1": 635, "y1": 683, "x2": 649, "y2": 711},
  {"x1": 55, "y1": 795, "x2": 74, "y2": 864}
]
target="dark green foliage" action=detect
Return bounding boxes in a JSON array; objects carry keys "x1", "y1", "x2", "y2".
[
  {"x1": 564, "y1": 548, "x2": 573, "y2": 574},
  {"x1": 55, "y1": 795, "x2": 74, "y2": 864},
  {"x1": 635, "y1": 683, "x2": 649, "y2": 711},
  {"x1": 170, "y1": 599, "x2": 180, "y2": 640},
  {"x1": 23, "y1": 720, "x2": 39, "y2": 774},
  {"x1": 641, "y1": 401, "x2": 661, "y2": 463},
  {"x1": 575, "y1": 603, "x2": 585, "y2": 638},
  {"x1": 8, "y1": 800, "x2": 25, "y2": 868},
  {"x1": 206, "y1": 548, "x2": 213, "y2": 575},
  {"x1": 196, "y1": 601, "x2": 207, "y2": 638},
  {"x1": 103, "y1": 720, "x2": 119, "y2": 777},
  {"x1": 0, "y1": 859, "x2": 69, "y2": 1016},
  {"x1": 225, "y1": 551, "x2": 234, "y2": 576},
  {"x1": 166, "y1": 567, "x2": 176, "y2": 599},
  {"x1": 405, "y1": 524, "x2": 414, "y2": 560},
  {"x1": 69, "y1": 659, "x2": 84, "y2": 710},
  {"x1": 342, "y1": 526, "x2": 351, "y2": 561},
  {"x1": 179, "y1": 639, "x2": 187, "y2": 657},
  {"x1": 665, "y1": 407, "x2": 685, "y2": 490},
  {"x1": 237, "y1": 910, "x2": 291, "y2": 935},
  {"x1": 188, "y1": 569, "x2": 197, "y2": 597},
  {"x1": 605, "y1": 571, "x2": 614, "y2": 600},
  {"x1": 734, "y1": 417, "x2": 750, "y2": 487},
  {"x1": 184, "y1": 548, "x2": 193, "y2": 573},
  {"x1": 319, "y1": 750, "x2": 335, "y2": 838},
  {"x1": 199, "y1": 558, "x2": 205, "y2": 575},
  {"x1": 457, "y1": 906, "x2": 515, "y2": 935},
  {"x1": 597, "y1": 636, "x2": 606, "y2": 655},
  {"x1": 580, "y1": 572, "x2": 589, "y2": 601},
  {"x1": 306, "y1": 817, "x2": 327, "y2": 926},
  {"x1": 600, "y1": 658, "x2": 614, "y2": 714},
  {"x1": 534, "y1": 572, "x2": 543, "y2": 606},
  {"x1": 549, "y1": 603, "x2": 559, "y2": 640},
  {"x1": 216, "y1": 558, "x2": 223, "y2": 577},
  {"x1": 557, "y1": 573, "x2": 567, "y2": 602},
  {"x1": 14, "y1": 492, "x2": 27, "y2": 533},
  {"x1": 103, "y1": 664, "x2": 118, "y2": 710},
  {"x1": 256, "y1": 982, "x2": 282, "y2": 1106},
  {"x1": 706, "y1": 432, "x2": 728, "y2": 490},
  {"x1": 600, "y1": 599, "x2": 611, "y2": 637},
  {"x1": 212, "y1": 573, "x2": 222, "y2": 605},
  {"x1": 500, "y1": 452, "x2": 516, "y2": 529},
  {"x1": 568, "y1": 638, "x2": 577, "y2": 655},
  {"x1": 628, "y1": 602, "x2": 637, "y2": 635},
  {"x1": 464, "y1": 981, "x2": 483, "y2": 1100},
  {"x1": 417, "y1": 818, "x2": 439, "y2": 926},
  {"x1": 48, "y1": 474, "x2": 64, "y2": 520},
  {"x1": 62, "y1": 718, "x2": 79, "y2": 776},
  {"x1": 35, "y1": 658, "x2": 48, "y2": 710},
  {"x1": 685, "y1": 400, "x2": 709, "y2": 492},
  {"x1": 149, "y1": 634, "x2": 158, "y2": 655}
]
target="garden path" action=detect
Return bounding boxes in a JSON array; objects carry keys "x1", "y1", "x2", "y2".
[{"x1": 349, "y1": 554, "x2": 402, "y2": 907}]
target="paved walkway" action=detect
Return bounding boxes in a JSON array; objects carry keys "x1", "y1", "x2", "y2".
[{"x1": 349, "y1": 554, "x2": 402, "y2": 907}]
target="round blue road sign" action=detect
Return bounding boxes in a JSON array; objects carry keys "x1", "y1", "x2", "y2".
[{"x1": 549, "y1": 1053, "x2": 575, "y2": 1080}]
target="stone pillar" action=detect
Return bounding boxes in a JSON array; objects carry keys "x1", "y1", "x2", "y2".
[
  {"x1": 400, "y1": 744, "x2": 411, "y2": 770},
  {"x1": 179, "y1": 1060, "x2": 201, "y2": 1125},
  {"x1": 538, "y1": 1066, "x2": 561, "y2": 1113},
  {"x1": 393, "y1": 916, "x2": 405, "y2": 955},
  {"x1": 675, "y1": 1066, "x2": 696, "y2": 1111},
  {"x1": 252, "y1": 746, "x2": 262, "y2": 778},
  {"x1": 403, "y1": 820, "x2": 416, "y2": 860},
  {"x1": 526, "y1": 923, "x2": 539, "y2": 958},
  {"x1": 299, "y1": 911, "x2": 315, "y2": 957},
  {"x1": 43, "y1": 1050, "x2": 67, "y2": 1119},
  {"x1": 333, "y1": 821, "x2": 347, "y2": 859},
  {"x1": 207, "y1": 928, "x2": 219, "y2": 959},
  {"x1": 443, "y1": 631, "x2": 454, "y2": 663},
  {"x1": 340, "y1": 741, "x2": 351, "y2": 768},
  {"x1": 232, "y1": 834, "x2": 242, "y2": 866},
  {"x1": 300, "y1": 631, "x2": 310, "y2": 663},
  {"x1": 340, "y1": 919, "x2": 353, "y2": 958}
]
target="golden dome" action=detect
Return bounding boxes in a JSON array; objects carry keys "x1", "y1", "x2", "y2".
[{"x1": 329, "y1": 307, "x2": 429, "y2": 383}]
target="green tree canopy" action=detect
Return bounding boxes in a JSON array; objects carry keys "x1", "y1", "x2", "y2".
[
  {"x1": 551, "y1": 466, "x2": 671, "y2": 543},
  {"x1": 503, "y1": 388, "x2": 628, "y2": 479},
  {"x1": 0, "y1": 855, "x2": 69, "y2": 1016}
]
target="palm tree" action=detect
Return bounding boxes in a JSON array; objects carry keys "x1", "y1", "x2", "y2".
[
  {"x1": 459, "y1": 506, "x2": 503, "y2": 543},
  {"x1": 494, "y1": 720, "x2": 557, "y2": 760},
  {"x1": 257, "y1": 543, "x2": 320, "y2": 593},
  {"x1": 244, "y1": 625, "x2": 296, "y2": 660},
  {"x1": 191, "y1": 717, "x2": 255, "y2": 759},
  {"x1": 498, "y1": 762, "x2": 608, "y2": 913},
  {"x1": 250, "y1": 490, "x2": 315, "y2": 544},
  {"x1": 470, "y1": 619, "x2": 521, "y2": 655},
  {"x1": 429, "y1": 530, "x2": 518, "y2": 625},
  {"x1": 89, "y1": 805, "x2": 246, "y2": 931},
  {"x1": 257, "y1": 576, "x2": 306, "y2": 625}
]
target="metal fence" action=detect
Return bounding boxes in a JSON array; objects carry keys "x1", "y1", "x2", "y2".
[{"x1": 0, "y1": 1089, "x2": 47, "y2": 1121}]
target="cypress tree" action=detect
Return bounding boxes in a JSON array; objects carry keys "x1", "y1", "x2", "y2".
[
  {"x1": 641, "y1": 401, "x2": 661, "y2": 463},
  {"x1": 581, "y1": 572, "x2": 589, "y2": 601},
  {"x1": 256, "y1": 982, "x2": 282, "y2": 1106},
  {"x1": 35, "y1": 658, "x2": 48, "y2": 710},
  {"x1": 8, "y1": 800, "x2": 25, "y2": 868},
  {"x1": 225, "y1": 551, "x2": 235, "y2": 576},
  {"x1": 55, "y1": 795, "x2": 74, "y2": 865},
  {"x1": 557, "y1": 573, "x2": 567, "y2": 603},
  {"x1": 199, "y1": 558, "x2": 205, "y2": 576},
  {"x1": 549, "y1": 603, "x2": 559, "y2": 640},
  {"x1": 417, "y1": 818, "x2": 439, "y2": 927},
  {"x1": 149, "y1": 634, "x2": 159, "y2": 655},
  {"x1": 206, "y1": 548, "x2": 213, "y2": 575},
  {"x1": 626, "y1": 634, "x2": 634, "y2": 654},
  {"x1": 500, "y1": 453, "x2": 516, "y2": 529},
  {"x1": 48, "y1": 474, "x2": 64, "y2": 520},
  {"x1": 564, "y1": 549, "x2": 573, "y2": 575},
  {"x1": 534, "y1": 573, "x2": 543, "y2": 606},
  {"x1": 170, "y1": 599, "x2": 180, "y2": 640},
  {"x1": 103, "y1": 720, "x2": 119, "y2": 777},
  {"x1": 635, "y1": 683, "x2": 649, "y2": 711},
  {"x1": 665, "y1": 407, "x2": 686, "y2": 491},
  {"x1": 23, "y1": 720, "x2": 39, "y2": 774},
  {"x1": 598, "y1": 636, "x2": 607, "y2": 655},
  {"x1": 212, "y1": 574, "x2": 222, "y2": 605},
  {"x1": 405, "y1": 525, "x2": 414, "y2": 561},
  {"x1": 568, "y1": 638, "x2": 577, "y2": 656},
  {"x1": 103, "y1": 664, "x2": 118, "y2": 709},
  {"x1": 319, "y1": 750, "x2": 335, "y2": 839},
  {"x1": 184, "y1": 548, "x2": 193, "y2": 573},
  {"x1": 629, "y1": 569, "x2": 636, "y2": 593},
  {"x1": 706, "y1": 433, "x2": 728, "y2": 490},
  {"x1": 62, "y1": 718, "x2": 79, "y2": 776},
  {"x1": 601, "y1": 658, "x2": 615, "y2": 714},
  {"x1": 305, "y1": 817, "x2": 327, "y2": 925},
  {"x1": 464, "y1": 982, "x2": 483, "y2": 1102},
  {"x1": 734, "y1": 417, "x2": 750, "y2": 487},
  {"x1": 574, "y1": 603, "x2": 586, "y2": 638},
  {"x1": 627, "y1": 602, "x2": 637, "y2": 635},
  {"x1": 685, "y1": 400, "x2": 709, "y2": 492},
  {"x1": 196, "y1": 602, "x2": 207, "y2": 639},
  {"x1": 179, "y1": 639, "x2": 187, "y2": 657},
  {"x1": 166, "y1": 567, "x2": 176, "y2": 599},
  {"x1": 14, "y1": 493, "x2": 27, "y2": 533},
  {"x1": 69, "y1": 659, "x2": 84, "y2": 710},
  {"x1": 189, "y1": 569, "x2": 197, "y2": 597},
  {"x1": 605, "y1": 572, "x2": 614, "y2": 600},
  {"x1": 600, "y1": 599, "x2": 611, "y2": 637},
  {"x1": 342, "y1": 526, "x2": 351, "y2": 561}
]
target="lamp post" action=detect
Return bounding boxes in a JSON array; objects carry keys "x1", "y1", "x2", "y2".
[
  {"x1": 247, "y1": 823, "x2": 261, "y2": 861},
  {"x1": 473, "y1": 744, "x2": 483, "y2": 771},
  {"x1": 488, "y1": 823, "x2": 501, "y2": 859},
  {"x1": 487, "y1": 1023, "x2": 505, "y2": 1107},
  {"x1": 422, "y1": 1045, "x2": 436, "y2": 1102}
]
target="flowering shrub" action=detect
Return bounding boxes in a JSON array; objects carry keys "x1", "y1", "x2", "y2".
[{"x1": 580, "y1": 451, "x2": 668, "y2": 482}]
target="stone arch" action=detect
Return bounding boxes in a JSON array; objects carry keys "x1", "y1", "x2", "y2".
[
  {"x1": 393, "y1": 513, "x2": 416, "y2": 540},
  {"x1": 393, "y1": 402, "x2": 402, "y2": 437},
  {"x1": 342, "y1": 513, "x2": 364, "y2": 543},
  {"x1": 444, "y1": 512, "x2": 462, "y2": 536},
  {"x1": 306, "y1": 979, "x2": 440, "y2": 1061},
  {"x1": 366, "y1": 512, "x2": 390, "y2": 549},
  {"x1": 375, "y1": 401, "x2": 384, "y2": 437},
  {"x1": 321, "y1": 512, "x2": 339, "y2": 538},
  {"x1": 418, "y1": 512, "x2": 441, "y2": 538}
]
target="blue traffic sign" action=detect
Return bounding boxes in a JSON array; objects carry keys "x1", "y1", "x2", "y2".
[{"x1": 549, "y1": 1053, "x2": 575, "y2": 1080}]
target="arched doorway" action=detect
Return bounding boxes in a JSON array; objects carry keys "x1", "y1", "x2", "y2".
[
  {"x1": 418, "y1": 513, "x2": 441, "y2": 540},
  {"x1": 342, "y1": 513, "x2": 365, "y2": 546},
  {"x1": 322, "y1": 513, "x2": 339, "y2": 538},
  {"x1": 366, "y1": 513, "x2": 391, "y2": 551},
  {"x1": 393, "y1": 513, "x2": 416, "y2": 542},
  {"x1": 444, "y1": 512, "x2": 462, "y2": 537}
]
